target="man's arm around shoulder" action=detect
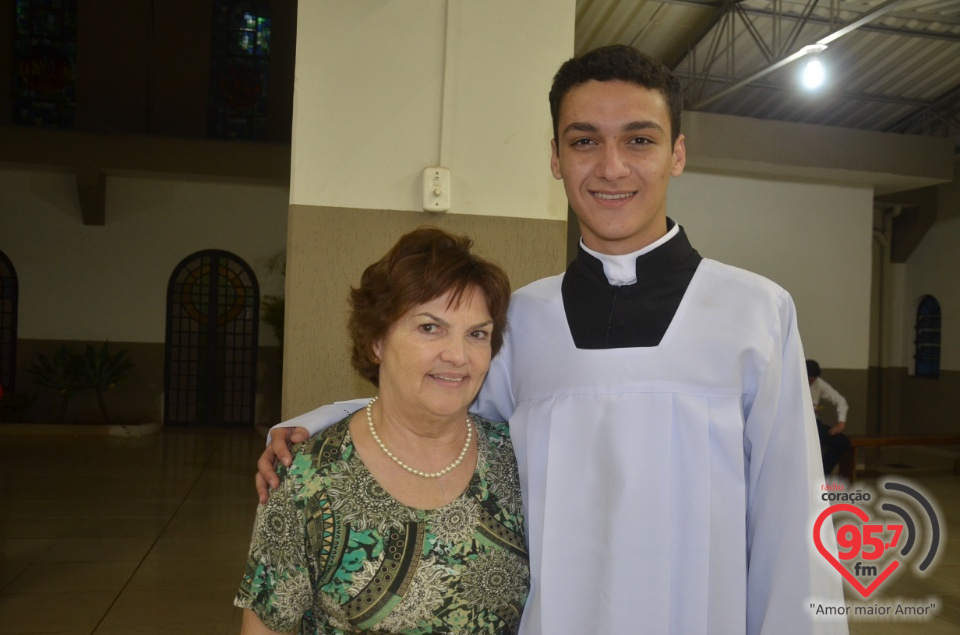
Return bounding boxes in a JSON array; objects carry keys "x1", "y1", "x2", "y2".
[{"x1": 256, "y1": 399, "x2": 367, "y2": 503}]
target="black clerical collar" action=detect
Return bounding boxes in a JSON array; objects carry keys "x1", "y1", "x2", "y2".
[{"x1": 562, "y1": 221, "x2": 702, "y2": 349}]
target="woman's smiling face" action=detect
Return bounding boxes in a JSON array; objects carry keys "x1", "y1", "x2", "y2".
[{"x1": 373, "y1": 287, "x2": 493, "y2": 424}]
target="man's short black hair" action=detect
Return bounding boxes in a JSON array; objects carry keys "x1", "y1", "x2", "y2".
[
  {"x1": 549, "y1": 44, "x2": 683, "y2": 147},
  {"x1": 806, "y1": 359, "x2": 822, "y2": 378}
]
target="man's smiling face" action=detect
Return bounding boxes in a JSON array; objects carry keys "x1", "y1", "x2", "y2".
[{"x1": 551, "y1": 79, "x2": 686, "y2": 256}]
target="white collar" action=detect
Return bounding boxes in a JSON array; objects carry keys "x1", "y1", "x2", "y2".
[{"x1": 580, "y1": 223, "x2": 680, "y2": 286}]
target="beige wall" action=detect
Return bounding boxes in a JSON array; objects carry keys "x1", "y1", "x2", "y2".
[
  {"x1": 867, "y1": 366, "x2": 960, "y2": 437},
  {"x1": 282, "y1": 1, "x2": 577, "y2": 417},
  {"x1": 290, "y1": 0, "x2": 572, "y2": 220},
  {"x1": 899, "y1": 370, "x2": 960, "y2": 435},
  {"x1": 884, "y1": 161, "x2": 960, "y2": 436},
  {"x1": 684, "y1": 110, "x2": 954, "y2": 195},
  {"x1": 901, "y1": 162, "x2": 960, "y2": 372}
]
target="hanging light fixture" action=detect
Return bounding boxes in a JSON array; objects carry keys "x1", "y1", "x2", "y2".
[
  {"x1": 803, "y1": 57, "x2": 825, "y2": 88},
  {"x1": 799, "y1": 44, "x2": 829, "y2": 90}
]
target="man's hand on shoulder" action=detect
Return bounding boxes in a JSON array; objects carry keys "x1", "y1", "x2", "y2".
[{"x1": 255, "y1": 426, "x2": 310, "y2": 504}]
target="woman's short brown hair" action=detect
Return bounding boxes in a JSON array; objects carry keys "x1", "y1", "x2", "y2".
[{"x1": 349, "y1": 226, "x2": 511, "y2": 386}]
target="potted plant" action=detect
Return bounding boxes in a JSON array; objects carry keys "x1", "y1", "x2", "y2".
[
  {"x1": 27, "y1": 345, "x2": 81, "y2": 422},
  {"x1": 28, "y1": 342, "x2": 134, "y2": 423},
  {"x1": 73, "y1": 342, "x2": 134, "y2": 423}
]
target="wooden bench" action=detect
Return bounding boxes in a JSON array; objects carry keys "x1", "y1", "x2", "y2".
[{"x1": 837, "y1": 436, "x2": 960, "y2": 482}]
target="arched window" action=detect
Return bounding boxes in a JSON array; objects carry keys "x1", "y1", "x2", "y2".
[
  {"x1": 13, "y1": 0, "x2": 78, "y2": 128},
  {"x1": 914, "y1": 295, "x2": 941, "y2": 379},
  {"x1": 165, "y1": 250, "x2": 260, "y2": 426},
  {"x1": 0, "y1": 252, "x2": 19, "y2": 393},
  {"x1": 208, "y1": 0, "x2": 272, "y2": 140}
]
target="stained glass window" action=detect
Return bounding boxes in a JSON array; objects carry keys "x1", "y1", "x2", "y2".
[
  {"x1": 13, "y1": 0, "x2": 78, "y2": 128},
  {"x1": 914, "y1": 295, "x2": 941, "y2": 379},
  {"x1": 165, "y1": 250, "x2": 260, "y2": 426},
  {"x1": 208, "y1": 0, "x2": 272, "y2": 140},
  {"x1": 0, "y1": 252, "x2": 19, "y2": 394}
]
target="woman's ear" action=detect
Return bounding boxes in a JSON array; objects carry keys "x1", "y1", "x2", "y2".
[{"x1": 372, "y1": 341, "x2": 382, "y2": 362}]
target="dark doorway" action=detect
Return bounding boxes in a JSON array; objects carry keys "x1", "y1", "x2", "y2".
[
  {"x1": 165, "y1": 250, "x2": 259, "y2": 426},
  {"x1": 0, "y1": 251, "x2": 18, "y2": 394}
]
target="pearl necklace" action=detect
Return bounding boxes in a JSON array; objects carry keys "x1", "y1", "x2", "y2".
[{"x1": 365, "y1": 396, "x2": 472, "y2": 479}]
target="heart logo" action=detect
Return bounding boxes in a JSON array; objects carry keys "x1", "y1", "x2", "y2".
[{"x1": 813, "y1": 503, "x2": 900, "y2": 598}]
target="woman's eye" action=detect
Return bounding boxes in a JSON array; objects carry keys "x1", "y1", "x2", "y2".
[
  {"x1": 470, "y1": 330, "x2": 490, "y2": 340},
  {"x1": 419, "y1": 324, "x2": 437, "y2": 333}
]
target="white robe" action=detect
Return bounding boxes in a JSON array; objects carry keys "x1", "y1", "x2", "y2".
[
  {"x1": 474, "y1": 258, "x2": 846, "y2": 635},
  {"x1": 279, "y1": 258, "x2": 847, "y2": 635}
]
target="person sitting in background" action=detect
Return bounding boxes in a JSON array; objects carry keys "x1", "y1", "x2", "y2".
[
  {"x1": 807, "y1": 359, "x2": 852, "y2": 476},
  {"x1": 235, "y1": 227, "x2": 528, "y2": 634}
]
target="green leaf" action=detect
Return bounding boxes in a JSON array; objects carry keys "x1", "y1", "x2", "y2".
[
  {"x1": 73, "y1": 341, "x2": 134, "y2": 391},
  {"x1": 27, "y1": 346, "x2": 81, "y2": 393}
]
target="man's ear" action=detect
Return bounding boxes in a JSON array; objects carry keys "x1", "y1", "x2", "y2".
[
  {"x1": 671, "y1": 134, "x2": 686, "y2": 177},
  {"x1": 550, "y1": 139, "x2": 563, "y2": 181}
]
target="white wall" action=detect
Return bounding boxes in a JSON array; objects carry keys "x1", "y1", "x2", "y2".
[
  {"x1": 671, "y1": 171, "x2": 874, "y2": 370},
  {"x1": 901, "y1": 164, "x2": 960, "y2": 372},
  {"x1": 0, "y1": 169, "x2": 289, "y2": 344},
  {"x1": 290, "y1": 0, "x2": 572, "y2": 221}
]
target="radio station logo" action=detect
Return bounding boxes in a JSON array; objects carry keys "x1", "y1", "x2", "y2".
[{"x1": 814, "y1": 477, "x2": 942, "y2": 599}]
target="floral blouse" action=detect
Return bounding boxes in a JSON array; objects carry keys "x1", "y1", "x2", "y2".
[{"x1": 235, "y1": 415, "x2": 530, "y2": 634}]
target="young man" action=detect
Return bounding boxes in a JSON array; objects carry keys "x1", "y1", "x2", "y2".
[
  {"x1": 259, "y1": 46, "x2": 845, "y2": 634},
  {"x1": 807, "y1": 359, "x2": 853, "y2": 475}
]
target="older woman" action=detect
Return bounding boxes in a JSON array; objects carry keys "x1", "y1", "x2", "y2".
[{"x1": 235, "y1": 227, "x2": 529, "y2": 634}]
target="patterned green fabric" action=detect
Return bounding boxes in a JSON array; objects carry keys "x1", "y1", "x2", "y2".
[{"x1": 235, "y1": 415, "x2": 530, "y2": 634}]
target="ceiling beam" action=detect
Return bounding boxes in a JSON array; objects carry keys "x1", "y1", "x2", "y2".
[
  {"x1": 661, "y1": 1, "x2": 732, "y2": 68},
  {"x1": 673, "y1": 71, "x2": 931, "y2": 108},
  {"x1": 691, "y1": 0, "x2": 914, "y2": 110},
  {"x1": 885, "y1": 84, "x2": 960, "y2": 134},
  {"x1": 656, "y1": 0, "x2": 960, "y2": 41}
]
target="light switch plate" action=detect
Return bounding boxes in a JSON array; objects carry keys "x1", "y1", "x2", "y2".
[{"x1": 422, "y1": 167, "x2": 451, "y2": 212}]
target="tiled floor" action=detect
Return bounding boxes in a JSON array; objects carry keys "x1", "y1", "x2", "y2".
[
  {"x1": 0, "y1": 425, "x2": 260, "y2": 634},
  {"x1": 2, "y1": 428, "x2": 960, "y2": 634}
]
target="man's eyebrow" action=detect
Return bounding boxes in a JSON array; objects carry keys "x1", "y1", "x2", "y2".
[
  {"x1": 561, "y1": 122, "x2": 599, "y2": 136},
  {"x1": 624, "y1": 120, "x2": 665, "y2": 133},
  {"x1": 561, "y1": 120, "x2": 666, "y2": 136}
]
